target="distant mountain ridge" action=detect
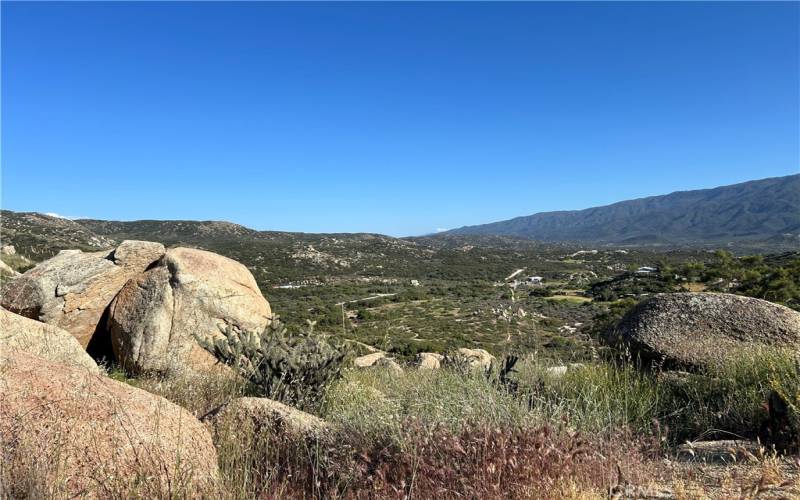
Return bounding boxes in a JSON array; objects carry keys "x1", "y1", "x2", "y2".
[{"x1": 443, "y1": 175, "x2": 800, "y2": 246}]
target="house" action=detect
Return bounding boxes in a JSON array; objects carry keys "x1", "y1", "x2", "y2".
[
  {"x1": 636, "y1": 266, "x2": 659, "y2": 274},
  {"x1": 527, "y1": 276, "x2": 544, "y2": 284}
]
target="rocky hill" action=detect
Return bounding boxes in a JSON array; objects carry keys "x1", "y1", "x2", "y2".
[
  {"x1": 443, "y1": 175, "x2": 800, "y2": 247},
  {"x1": 49, "y1": 218, "x2": 437, "y2": 285},
  {"x1": 0, "y1": 211, "x2": 116, "y2": 258}
]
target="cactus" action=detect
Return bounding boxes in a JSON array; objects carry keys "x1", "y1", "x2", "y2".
[{"x1": 198, "y1": 316, "x2": 345, "y2": 409}]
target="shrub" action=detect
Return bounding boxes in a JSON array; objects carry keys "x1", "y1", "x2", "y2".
[{"x1": 198, "y1": 317, "x2": 346, "y2": 411}]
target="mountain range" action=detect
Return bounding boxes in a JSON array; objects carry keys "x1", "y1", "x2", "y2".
[
  {"x1": 443, "y1": 174, "x2": 799, "y2": 246},
  {"x1": 1, "y1": 175, "x2": 797, "y2": 268}
]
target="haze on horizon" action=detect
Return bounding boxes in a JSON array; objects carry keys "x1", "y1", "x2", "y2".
[{"x1": 2, "y1": 2, "x2": 798, "y2": 236}]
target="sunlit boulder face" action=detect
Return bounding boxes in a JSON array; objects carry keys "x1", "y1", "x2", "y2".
[
  {"x1": 108, "y1": 247, "x2": 272, "y2": 375},
  {"x1": 0, "y1": 351, "x2": 219, "y2": 497},
  {"x1": 610, "y1": 292, "x2": 800, "y2": 370},
  {"x1": 0, "y1": 240, "x2": 166, "y2": 352},
  {"x1": 0, "y1": 307, "x2": 100, "y2": 374}
]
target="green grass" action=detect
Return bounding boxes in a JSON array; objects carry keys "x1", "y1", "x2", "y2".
[
  {"x1": 323, "y1": 367, "x2": 528, "y2": 445},
  {"x1": 84, "y1": 346, "x2": 800, "y2": 498}
]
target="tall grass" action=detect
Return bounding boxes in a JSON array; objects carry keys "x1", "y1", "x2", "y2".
[
  {"x1": 323, "y1": 368, "x2": 528, "y2": 445},
  {"x1": 24, "y1": 347, "x2": 795, "y2": 498},
  {"x1": 517, "y1": 359, "x2": 663, "y2": 435}
]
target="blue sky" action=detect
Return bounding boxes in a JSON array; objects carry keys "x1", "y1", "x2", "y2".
[{"x1": 2, "y1": 2, "x2": 798, "y2": 236}]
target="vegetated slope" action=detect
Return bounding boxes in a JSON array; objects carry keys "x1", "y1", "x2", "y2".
[
  {"x1": 444, "y1": 174, "x2": 800, "y2": 246},
  {"x1": 0, "y1": 210, "x2": 116, "y2": 258},
  {"x1": 76, "y1": 219, "x2": 672, "y2": 284},
  {"x1": 77, "y1": 218, "x2": 437, "y2": 283}
]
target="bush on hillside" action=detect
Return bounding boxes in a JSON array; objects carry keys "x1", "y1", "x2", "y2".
[{"x1": 198, "y1": 317, "x2": 346, "y2": 410}]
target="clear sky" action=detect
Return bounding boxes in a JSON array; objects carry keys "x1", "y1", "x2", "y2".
[{"x1": 2, "y1": 2, "x2": 798, "y2": 236}]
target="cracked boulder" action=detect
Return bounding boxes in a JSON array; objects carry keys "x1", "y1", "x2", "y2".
[
  {"x1": 108, "y1": 247, "x2": 272, "y2": 374},
  {"x1": 0, "y1": 241, "x2": 165, "y2": 353}
]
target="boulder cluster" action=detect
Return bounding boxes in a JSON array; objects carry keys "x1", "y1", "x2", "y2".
[
  {"x1": 0, "y1": 240, "x2": 274, "y2": 496},
  {"x1": 2, "y1": 241, "x2": 272, "y2": 374}
]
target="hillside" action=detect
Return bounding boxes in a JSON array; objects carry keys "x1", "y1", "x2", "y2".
[
  {"x1": 0, "y1": 211, "x2": 116, "y2": 258},
  {"x1": 443, "y1": 174, "x2": 800, "y2": 247}
]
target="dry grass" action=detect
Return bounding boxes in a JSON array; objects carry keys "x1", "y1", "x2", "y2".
[
  {"x1": 6, "y1": 349, "x2": 800, "y2": 499},
  {"x1": 208, "y1": 416, "x2": 660, "y2": 499}
]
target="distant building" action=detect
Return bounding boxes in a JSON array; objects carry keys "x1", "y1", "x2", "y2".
[
  {"x1": 636, "y1": 266, "x2": 659, "y2": 274},
  {"x1": 411, "y1": 279, "x2": 420, "y2": 287},
  {"x1": 527, "y1": 276, "x2": 544, "y2": 284}
]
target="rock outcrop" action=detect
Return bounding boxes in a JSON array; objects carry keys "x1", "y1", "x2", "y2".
[
  {"x1": 353, "y1": 351, "x2": 388, "y2": 368},
  {"x1": 0, "y1": 308, "x2": 99, "y2": 374},
  {"x1": 108, "y1": 247, "x2": 271, "y2": 374},
  {"x1": 0, "y1": 259, "x2": 19, "y2": 277},
  {"x1": 374, "y1": 356, "x2": 404, "y2": 375},
  {"x1": 353, "y1": 351, "x2": 403, "y2": 373},
  {"x1": 610, "y1": 292, "x2": 800, "y2": 369},
  {"x1": 457, "y1": 348, "x2": 496, "y2": 369},
  {"x1": 0, "y1": 241, "x2": 165, "y2": 351},
  {"x1": 417, "y1": 352, "x2": 444, "y2": 370},
  {"x1": 0, "y1": 351, "x2": 218, "y2": 497},
  {"x1": 203, "y1": 397, "x2": 329, "y2": 439}
]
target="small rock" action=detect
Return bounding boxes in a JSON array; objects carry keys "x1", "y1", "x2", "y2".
[
  {"x1": 203, "y1": 397, "x2": 330, "y2": 439},
  {"x1": 374, "y1": 356, "x2": 404, "y2": 375},
  {"x1": 0, "y1": 259, "x2": 19, "y2": 277},
  {"x1": 457, "y1": 348, "x2": 496, "y2": 369},
  {"x1": 353, "y1": 351, "x2": 388, "y2": 368},
  {"x1": 417, "y1": 352, "x2": 443, "y2": 370}
]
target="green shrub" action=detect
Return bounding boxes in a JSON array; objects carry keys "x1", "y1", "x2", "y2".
[{"x1": 198, "y1": 317, "x2": 346, "y2": 411}]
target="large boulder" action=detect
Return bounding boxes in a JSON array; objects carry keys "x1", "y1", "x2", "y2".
[
  {"x1": 0, "y1": 307, "x2": 99, "y2": 374},
  {"x1": 108, "y1": 247, "x2": 272, "y2": 374},
  {"x1": 0, "y1": 240, "x2": 165, "y2": 352},
  {"x1": 610, "y1": 293, "x2": 800, "y2": 370},
  {"x1": 203, "y1": 397, "x2": 330, "y2": 439},
  {"x1": 0, "y1": 351, "x2": 218, "y2": 497}
]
